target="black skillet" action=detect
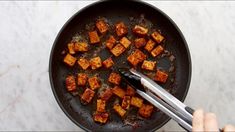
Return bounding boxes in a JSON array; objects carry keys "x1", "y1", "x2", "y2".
[{"x1": 49, "y1": 0, "x2": 191, "y2": 131}]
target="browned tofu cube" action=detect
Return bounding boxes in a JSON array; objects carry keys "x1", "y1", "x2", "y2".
[
  {"x1": 97, "y1": 99, "x2": 106, "y2": 112},
  {"x1": 81, "y1": 88, "x2": 95, "y2": 104},
  {"x1": 151, "y1": 31, "x2": 164, "y2": 44},
  {"x1": 77, "y1": 73, "x2": 88, "y2": 86},
  {"x1": 133, "y1": 25, "x2": 148, "y2": 36},
  {"x1": 126, "y1": 85, "x2": 135, "y2": 96},
  {"x1": 103, "y1": 57, "x2": 114, "y2": 68},
  {"x1": 127, "y1": 49, "x2": 147, "y2": 66},
  {"x1": 89, "y1": 31, "x2": 100, "y2": 44},
  {"x1": 155, "y1": 70, "x2": 168, "y2": 83},
  {"x1": 110, "y1": 44, "x2": 126, "y2": 57},
  {"x1": 108, "y1": 72, "x2": 121, "y2": 85},
  {"x1": 113, "y1": 104, "x2": 126, "y2": 117},
  {"x1": 151, "y1": 45, "x2": 164, "y2": 57},
  {"x1": 63, "y1": 53, "x2": 77, "y2": 67},
  {"x1": 131, "y1": 96, "x2": 143, "y2": 108},
  {"x1": 74, "y1": 42, "x2": 88, "y2": 52},
  {"x1": 115, "y1": 22, "x2": 128, "y2": 36},
  {"x1": 67, "y1": 43, "x2": 75, "y2": 54},
  {"x1": 99, "y1": 88, "x2": 113, "y2": 101},
  {"x1": 96, "y1": 20, "x2": 108, "y2": 34},
  {"x1": 88, "y1": 76, "x2": 101, "y2": 90},
  {"x1": 141, "y1": 60, "x2": 156, "y2": 71},
  {"x1": 138, "y1": 104, "x2": 154, "y2": 118},
  {"x1": 93, "y1": 112, "x2": 109, "y2": 124},
  {"x1": 121, "y1": 96, "x2": 131, "y2": 110},
  {"x1": 106, "y1": 35, "x2": 116, "y2": 50},
  {"x1": 65, "y1": 75, "x2": 76, "y2": 92},
  {"x1": 90, "y1": 57, "x2": 102, "y2": 70},
  {"x1": 134, "y1": 38, "x2": 146, "y2": 48},
  {"x1": 120, "y1": 37, "x2": 131, "y2": 48},
  {"x1": 144, "y1": 39, "x2": 156, "y2": 52},
  {"x1": 78, "y1": 58, "x2": 90, "y2": 70},
  {"x1": 112, "y1": 86, "x2": 125, "y2": 98}
]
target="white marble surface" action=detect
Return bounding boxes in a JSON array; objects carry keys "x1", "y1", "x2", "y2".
[{"x1": 0, "y1": 1, "x2": 235, "y2": 131}]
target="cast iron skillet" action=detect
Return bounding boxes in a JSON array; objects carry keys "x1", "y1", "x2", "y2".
[{"x1": 49, "y1": 0, "x2": 191, "y2": 131}]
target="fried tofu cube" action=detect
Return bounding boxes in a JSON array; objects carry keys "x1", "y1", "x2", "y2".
[
  {"x1": 93, "y1": 112, "x2": 109, "y2": 124},
  {"x1": 74, "y1": 42, "x2": 88, "y2": 52},
  {"x1": 108, "y1": 72, "x2": 121, "y2": 85},
  {"x1": 126, "y1": 85, "x2": 135, "y2": 96},
  {"x1": 110, "y1": 44, "x2": 126, "y2": 57},
  {"x1": 120, "y1": 37, "x2": 131, "y2": 48},
  {"x1": 121, "y1": 96, "x2": 131, "y2": 110},
  {"x1": 77, "y1": 73, "x2": 88, "y2": 86},
  {"x1": 63, "y1": 53, "x2": 77, "y2": 67},
  {"x1": 65, "y1": 75, "x2": 76, "y2": 92},
  {"x1": 115, "y1": 22, "x2": 128, "y2": 36},
  {"x1": 131, "y1": 97, "x2": 143, "y2": 108},
  {"x1": 88, "y1": 76, "x2": 101, "y2": 90},
  {"x1": 89, "y1": 31, "x2": 100, "y2": 44},
  {"x1": 112, "y1": 86, "x2": 125, "y2": 98},
  {"x1": 99, "y1": 88, "x2": 113, "y2": 101},
  {"x1": 133, "y1": 25, "x2": 148, "y2": 36},
  {"x1": 134, "y1": 38, "x2": 146, "y2": 48},
  {"x1": 144, "y1": 39, "x2": 156, "y2": 52},
  {"x1": 138, "y1": 104, "x2": 154, "y2": 118},
  {"x1": 155, "y1": 70, "x2": 168, "y2": 83},
  {"x1": 78, "y1": 58, "x2": 90, "y2": 70},
  {"x1": 151, "y1": 45, "x2": 164, "y2": 57},
  {"x1": 97, "y1": 99, "x2": 106, "y2": 112},
  {"x1": 81, "y1": 88, "x2": 95, "y2": 104},
  {"x1": 151, "y1": 31, "x2": 164, "y2": 43},
  {"x1": 67, "y1": 43, "x2": 75, "y2": 54},
  {"x1": 141, "y1": 60, "x2": 156, "y2": 71},
  {"x1": 90, "y1": 57, "x2": 102, "y2": 70},
  {"x1": 127, "y1": 49, "x2": 147, "y2": 66},
  {"x1": 106, "y1": 35, "x2": 116, "y2": 50},
  {"x1": 96, "y1": 20, "x2": 108, "y2": 34},
  {"x1": 113, "y1": 104, "x2": 126, "y2": 117},
  {"x1": 103, "y1": 57, "x2": 114, "y2": 68}
]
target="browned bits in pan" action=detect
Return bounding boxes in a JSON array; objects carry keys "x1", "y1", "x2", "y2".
[
  {"x1": 121, "y1": 96, "x2": 131, "y2": 110},
  {"x1": 88, "y1": 76, "x2": 101, "y2": 90},
  {"x1": 144, "y1": 39, "x2": 156, "y2": 52},
  {"x1": 81, "y1": 88, "x2": 95, "y2": 104},
  {"x1": 96, "y1": 99, "x2": 106, "y2": 112},
  {"x1": 99, "y1": 88, "x2": 113, "y2": 101},
  {"x1": 89, "y1": 31, "x2": 100, "y2": 44},
  {"x1": 120, "y1": 37, "x2": 131, "y2": 48},
  {"x1": 108, "y1": 72, "x2": 121, "y2": 85},
  {"x1": 151, "y1": 45, "x2": 164, "y2": 57},
  {"x1": 110, "y1": 44, "x2": 126, "y2": 57},
  {"x1": 93, "y1": 112, "x2": 109, "y2": 124},
  {"x1": 138, "y1": 104, "x2": 154, "y2": 118},
  {"x1": 78, "y1": 58, "x2": 90, "y2": 70},
  {"x1": 77, "y1": 73, "x2": 88, "y2": 86},
  {"x1": 96, "y1": 19, "x2": 109, "y2": 34},
  {"x1": 141, "y1": 60, "x2": 156, "y2": 71},
  {"x1": 74, "y1": 42, "x2": 88, "y2": 52},
  {"x1": 113, "y1": 103, "x2": 126, "y2": 117},
  {"x1": 102, "y1": 57, "x2": 114, "y2": 68},
  {"x1": 106, "y1": 35, "x2": 116, "y2": 50},
  {"x1": 151, "y1": 31, "x2": 164, "y2": 44},
  {"x1": 131, "y1": 96, "x2": 143, "y2": 108},
  {"x1": 67, "y1": 43, "x2": 75, "y2": 54},
  {"x1": 133, "y1": 25, "x2": 148, "y2": 36},
  {"x1": 155, "y1": 70, "x2": 168, "y2": 83},
  {"x1": 126, "y1": 85, "x2": 136, "y2": 96},
  {"x1": 112, "y1": 86, "x2": 126, "y2": 98},
  {"x1": 127, "y1": 49, "x2": 147, "y2": 66},
  {"x1": 63, "y1": 53, "x2": 77, "y2": 67},
  {"x1": 90, "y1": 56, "x2": 102, "y2": 70},
  {"x1": 115, "y1": 22, "x2": 128, "y2": 37},
  {"x1": 65, "y1": 75, "x2": 76, "y2": 92},
  {"x1": 134, "y1": 38, "x2": 146, "y2": 48}
]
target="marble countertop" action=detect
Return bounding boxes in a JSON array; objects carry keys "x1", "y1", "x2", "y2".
[{"x1": 0, "y1": 1, "x2": 235, "y2": 131}]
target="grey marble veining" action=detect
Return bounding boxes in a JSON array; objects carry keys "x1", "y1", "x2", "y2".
[{"x1": 0, "y1": 1, "x2": 235, "y2": 131}]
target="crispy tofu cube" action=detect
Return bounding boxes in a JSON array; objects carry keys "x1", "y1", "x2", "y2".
[
  {"x1": 144, "y1": 39, "x2": 156, "y2": 52},
  {"x1": 121, "y1": 96, "x2": 131, "y2": 110},
  {"x1": 96, "y1": 20, "x2": 108, "y2": 34},
  {"x1": 78, "y1": 58, "x2": 90, "y2": 70},
  {"x1": 63, "y1": 53, "x2": 77, "y2": 67},
  {"x1": 89, "y1": 31, "x2": 100, "y2": 44},
  {"x1": 112, "y1": 86, "x2": 125, "y2": 98},
  {"x1": 141, "y1": 60, "x2": 156, "y2": 71},
  {"x1": 99, "y1": 88, "x2": 113, "y2": 101},
  {"x1": 97, "y1": 99, "x2": 106, "y2": 112},
  {"x1": 74, "y1": 42, "x2": 88, "y2": 52},
  {"x1": 90, "y1": 57, "x2": 102, "y2": 70},
  {"x1": 126, "y1": 85, "x2": 135, "y2": 96},
  {"x1": 77, "y1": 73, "x2": 88, "y2": 86},
  {"x1": 81, "y1": 88, "x2": 95, "y2": 104},
  {"x1": 134, "y1": 38, "x2": 146, "y2": 48},
  {"x1": 67, "y1": 43, "x2": 75, "y2": 54},
  {"x1": 103, "y1": 57, "x2": 114, "y2": 68},
  {"x1": 113, "y1": 104, "x2": 126, "y2": 117},
  {"x1": 65, "y1": 75, "x2": 76, "y2": 92},
  {"x1": 120, "y1": 37, "x2": 131, "y2": 48},
  {"x1": 93, "y1": 112, "x2": 109, "y2": 124},
  {"x1": 88, "y1": 76, "x2": 101, "y2": 90},
  {"x1": 115, "y1": 22, "x2": 128, "y2": 36},
  {"x1": 151, "y1": 45, "x2": 164, "y2": 57},
  {"x1": 127, "y1": 49, "x2": 147, "y2": 66},
  {"x1": 138, "y1": 104, "x2": 154, "y2": 118},
  {"x1": 110, "y1": 44, "x2": 126, "y2": 57},
  {"x1": 108, "y1": 72, "x2": 121, "y2": 85},
  {"x1": 132, "y1": 25, "x2": 148, "y2": 36},
  {"x1": 155, "y1": 70, "x2": 168, "y2": 83},
  {"x1": 106, "y1": 35, "x2": 116, "y2": 50},
  {"x1": 151, "y1": 31, "x2": 164, "y2": 43},
  {"x1": 131, "y1": 96, "x2": 143, "y2": 108}
]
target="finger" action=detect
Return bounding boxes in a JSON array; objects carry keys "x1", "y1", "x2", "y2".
[
  {"x1": 223, "y1": 124, "x2": 235, "y2": 132},
  {"x1": 204, "y1": 113, "x2": 219, "y2": 131},
  {"x1": 192, "y1": 109, "x2": 204, "y2": 131}
]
